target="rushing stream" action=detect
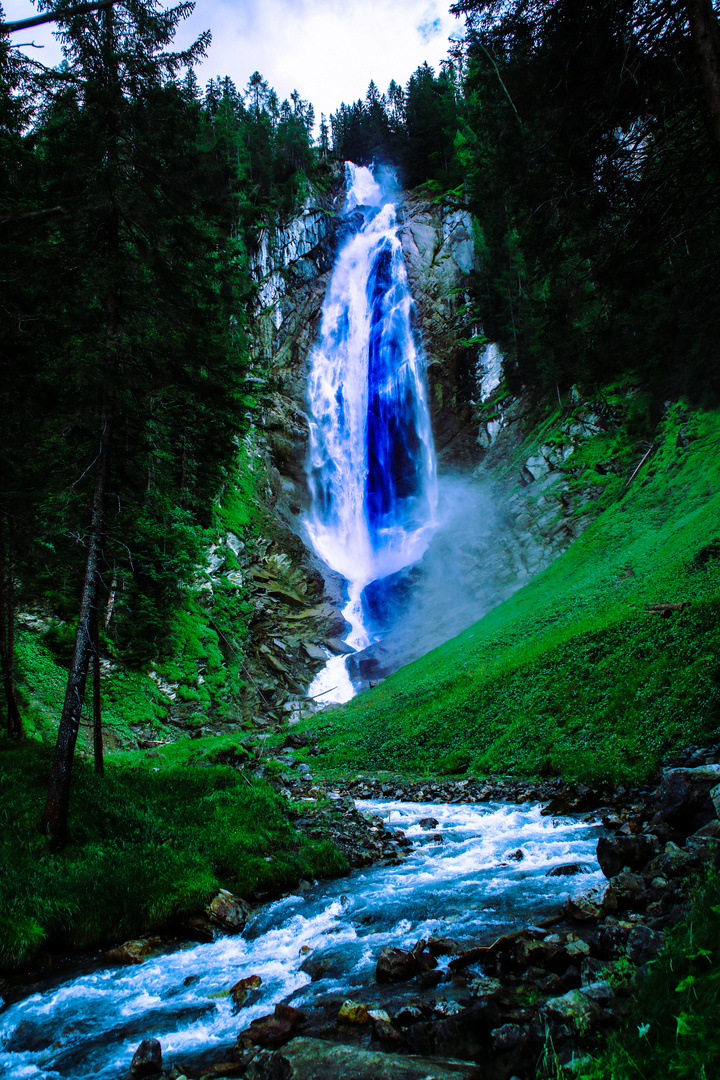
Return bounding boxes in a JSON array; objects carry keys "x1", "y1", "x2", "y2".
[{"x1": 0, "y1": 800, "x2": 604, "y2": 1080}]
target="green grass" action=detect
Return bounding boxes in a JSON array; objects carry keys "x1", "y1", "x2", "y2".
[
  {"x1": 0, "y1": 738, "x2": 348, "y2": 972},
  {"x1": 301, "y1": 403, "x2": 720, "y2": 784},
  {"x1": 578, "y1": 872, "x2": 720, "y2": 1079}
]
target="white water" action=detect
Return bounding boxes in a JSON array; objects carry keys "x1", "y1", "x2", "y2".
[
  {"x1": 0, "y1": 801, "x2": 603, "y2": 1080},
  {"x1": 305, "y1": 164, "x2": 437, "y2": 703}
]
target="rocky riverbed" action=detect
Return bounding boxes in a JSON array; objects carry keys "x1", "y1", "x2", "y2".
[{"x1": 2, "y1": 738, "x2": 720, "y2": 1080}]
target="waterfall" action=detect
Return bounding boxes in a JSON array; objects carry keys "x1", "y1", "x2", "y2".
[{"x1": 305, "y1": 164, "x2": 437, "y2": 703}]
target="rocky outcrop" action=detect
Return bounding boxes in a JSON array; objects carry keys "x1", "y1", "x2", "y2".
[
  {"x1": 399, "y1": 195, "x2": 480, "y2": 470},
  {"x1": 245, "y1": 1037, "x2": 481, "y2": 1080}
]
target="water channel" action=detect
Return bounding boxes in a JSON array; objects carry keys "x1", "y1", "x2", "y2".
[{"x1": 0, "y1": 800, "x2": 604, "y2": 1079}]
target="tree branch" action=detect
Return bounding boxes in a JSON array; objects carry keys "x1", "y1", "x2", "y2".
[{"x1": 0, "y1": 0, "x2": 117, "y2": 35}]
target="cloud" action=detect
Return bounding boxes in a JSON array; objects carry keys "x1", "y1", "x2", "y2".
[
  {"x1": 418, "y1": 16, "x2": 443, "y2": 44},
  {"x1": 4, "y1": 0, "x2": 462, "y2": 123}
]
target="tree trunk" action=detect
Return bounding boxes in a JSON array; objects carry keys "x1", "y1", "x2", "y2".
[
  {"x1": 0, "y1": 526, "x2": 23, "y2": 738},
  {"x1": 92, "y1": 609, "x2": 104, "y2": 775},
  {"x1": 43, "y1": 433, "x2": 109, "y2": 846},
  {"x1": 43, "y1": 2, "x2": 119, "y2": 849},
  {"x1": 684, "y1": 0, "x2": 720, "y2": 154}
]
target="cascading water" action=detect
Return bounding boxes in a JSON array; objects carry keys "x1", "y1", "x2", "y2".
[
  {"x1": 305, "y1": 164, "x2": 437, "y2": 703},
  {"x1": 0, "y1": 801, "x2": 604, "y2": 1079}
]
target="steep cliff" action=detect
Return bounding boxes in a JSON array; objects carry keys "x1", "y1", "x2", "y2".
[{"x1": 241, "y1": 178, "x2": 604, "y2": 691}]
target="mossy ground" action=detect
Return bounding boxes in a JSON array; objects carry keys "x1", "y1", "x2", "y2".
[
  {"x1": 300, "y1": 402, "x2": 720, "y2": 785},
  {"x1": 0, "y1": 737, "x2": 347, "y2": 973}
]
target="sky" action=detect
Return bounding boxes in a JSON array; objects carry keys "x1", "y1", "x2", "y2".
[{"x1": 3, "y1": 0, "x2": 465, "y2": 124}]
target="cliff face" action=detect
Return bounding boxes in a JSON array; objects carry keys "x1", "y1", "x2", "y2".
[{"x1": 240, "y1": 180, "x2": 598, "y2": 689}]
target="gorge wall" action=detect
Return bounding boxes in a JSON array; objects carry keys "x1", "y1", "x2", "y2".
[{"x1": 240, "y1": 170, "x2": 601, "y2": 695}]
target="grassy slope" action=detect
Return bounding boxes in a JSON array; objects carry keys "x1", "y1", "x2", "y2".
[
  {"x1": 306, "y1": 403, "x2": 720, "y2": 784},
  {"x1": 0, "y1": 736, "x2": 347, "y2": 972}
]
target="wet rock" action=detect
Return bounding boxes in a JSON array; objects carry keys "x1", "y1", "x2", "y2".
[
  {"x1": 418, "y1": 969, "x2": 444, "y2": 990},
  {"x1": 490, "y1": 1023, "x2": 528, "y2": 1052},
  {"x1": 374, "y1": 1018, "x2": 406, "y2": 1045},
  {"x1": 541, "y1": 989, "x2": 606, "y2": 1032},
  {"x1": 244, "y1": 1036, "x2": 481, "y2": 1079},
  {"x1": 206, "y1": 890, "x2": 250, "y2": 934},
  {"x1": 604, "y1": 870, "x2": 646, "y2": 908},
  {"x1": 427, "y1": 936, "x2": 460, "y2": 956},
  {"x1": 563, "y1": 894, "x2": 603, "y2": 923},
  {"x1": 546, "y1": 862, "x2": 589, "y2": 877},
  {"x1": 392, "y1": 1005, "x2": 428, "y2": 1027},
  {"x1": 106, "y1": 938, "x2": 158, "y2": 965},
  {"x1": 231, "y1": 974, "x2": 263, "y2": 1007},
  {"x1": 338, "y1": 1000, "x2": 370, "y2": 1024},
  {"x1": 596, "y1": 834, "x2": 660, "y2": 878},
  {"x1": 130, "y1": 1038, "x2": 163, "y2": 1078},
  {"x1": 377, "y1": 941, "x2": 436, "y2": 984},
  {"x1": 627, "y1": 926, "x2": 665, "y2": 964},
  {"x1": 241, "y1": 1014, "x2": 293, "y2": 1048},
  {"x1": 651, "y1": 765, "x2": 720, "y2": 833},
  {"x1": 418, "y1": 817, "x2": 440, "y2": 829}
]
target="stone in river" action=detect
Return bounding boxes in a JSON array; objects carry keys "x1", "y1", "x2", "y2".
[
  {"x1": 106, "y1": 938, "x2": 158, "y2": 965},
  {"x1": 338, "y1": 1000, "x2": 370, "y2": 1024},
  {"x1": 244, "y1": 1036, "x2": 481, "y2": 1079},
  {"x1": 545, "y1": 862, "x2": 589, "y2": 876},
  {"x1": 376, "y1": 947, "x2": 420, "y2": 983},
  {"x1": 231, "y1": 974, "x2": 262, "y2": 1007},
  {"x1": 206, "y1": 889, "x2": 250, "y2": 934},
  {"x1": 130, "y1": 1038, "x2": 162, "y2": 1078},
  {"x1": 418, "y1": 817, "x2": 440, "y2": 829}
]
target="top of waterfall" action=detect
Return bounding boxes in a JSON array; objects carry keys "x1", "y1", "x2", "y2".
[{"x1": 345, "y1": 163, "x2": 384, "y2": 212}]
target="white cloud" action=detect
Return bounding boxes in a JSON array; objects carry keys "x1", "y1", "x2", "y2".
[{"x1": 3, "y1": 0, "x2": 462, "y2": 122}]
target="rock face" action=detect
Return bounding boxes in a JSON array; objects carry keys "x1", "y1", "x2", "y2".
[
  {"x1": 240, "y1": 177, "x2": 602, "y2": 691},
  {"x1": 245, "y1": 1036, "x2": 481, "y2": 1080}
]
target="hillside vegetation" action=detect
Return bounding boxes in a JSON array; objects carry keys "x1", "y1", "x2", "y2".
[{"x1": 303, "y1": 401, "x2": 720, "y2": 785}]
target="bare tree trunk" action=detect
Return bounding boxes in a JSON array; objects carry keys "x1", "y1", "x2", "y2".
[
  {"x1": 684, "y1": 0, "x2": 720, "y2": 154},
  {"x1": 0, "y1": 525, "x2": 23, "y2": 738},
  {"x1": 103, "y1": 562, "x2": 117, "y2": 630},
  {"x1": 92, "y1": 610, "x2": 104, "y2": 775},
  {"x1": 43, "y1": 2, "x2": 119, "y2": 849},
  {"x1": 43, "y1": 428, "x2": 110, "y2": 846}
]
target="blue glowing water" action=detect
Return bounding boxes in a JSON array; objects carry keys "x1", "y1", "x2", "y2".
[{"x1": 305, "y1": 165, "x2": 437, "y2": 700}]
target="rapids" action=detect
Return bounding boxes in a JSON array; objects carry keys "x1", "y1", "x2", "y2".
[{"x1": 0, "y1": 800, "x2": 603, "y2": 1080}]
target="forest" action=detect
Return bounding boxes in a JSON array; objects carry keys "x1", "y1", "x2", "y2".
[{"x1": 2, "y1": 1, "x2": 720, "y2": 1078}]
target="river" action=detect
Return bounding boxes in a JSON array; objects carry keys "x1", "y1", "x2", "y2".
[{"x1": 0, "y1": 799, "x2": 604, "y2": 1079}]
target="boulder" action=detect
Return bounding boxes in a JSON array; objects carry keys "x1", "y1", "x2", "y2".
[
  {"x1": 541, "y1": 989, "x2": 606, "y2": 1032},
  {"x1": 376, "y1": 947, "x2": 419, "y2": 983},
  {"x1": 106, "y1": 938, "x2": 158, "y2": 965},
  {"x1": 338, "y1": 1000, "x2": 370, "y2": 1024},
  {"x1": 563, "y1": 894, "x2": 602, "y2": 923},
  {"x1": 130, "y1": 1038, "x2": 162, "y2": 1078},
  {"x1": 545, "y1": 863, "x2": 589, "y2": 877},
  {"x1": 206, "y1": 890, "x2": 250, "y2": 934},
  {"x1": 245, "y1": 1036, "x2": 481, "y2": 1079},
  {"x1": 230, "y1": 974, "x2": 262, "y2": 1007},
  {"x1": 627, "y1": 926, "x2": 666, "y2": 965},
  {"x1": 596, "y1": 834, "x2": 660, "y2": 878},
  {"x1": 651, "y1": 765, "x2": 720, "y2": 833},
  {"x1": 604, "y1": 870, "x2": 645, "y2": 909}
]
